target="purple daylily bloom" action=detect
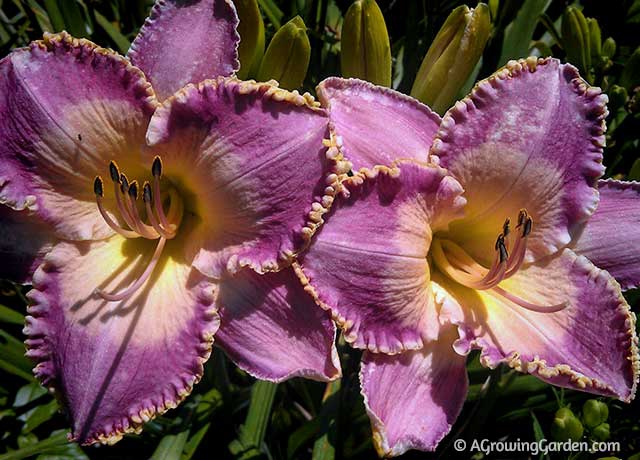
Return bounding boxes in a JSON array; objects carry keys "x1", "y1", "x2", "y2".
[
  {"x1": 295, "y1": 57, "x2": 640, "y2": 456},
  {"x1": 0, "y1": 0, "x2": 344, "y2": 445}
]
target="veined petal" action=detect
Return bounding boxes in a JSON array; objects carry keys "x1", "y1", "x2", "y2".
[
  {"x1": 360, "y1": 325, "x2": 468, "y2": 457},
  {"x1": 146, "y1": 78, "x2": 345, "y2": 278},
  {"x1": 0, "y1": 205, "x2": 53, "y2": 283},
  {"x1": 433, "y1": 57, "x2": 607, "y2": 265},
  {"x1": 216, "y1": 268, "x2": 341, "y2": 382},
  {"x1": 296, "y1": 161, "x2": 466, "y2": 353},
  {"x1": 128, "y1": 0, "x2": 240, "y2": 101},
  {"x1": 0, "y1": 32, "x2": 157, "y2": 240},
  {"x1": 24, "y1": 228, "x2": 219, "y2": 445},
  {"x1": 448, "y1": 248, "x2": 638, "y2": 401},
  {"x1": 317, "y1": 77, "x2": 441, "y2": 170},
  {"x1": 573, "y1": 179, "x2": 640, "y2": 290}
]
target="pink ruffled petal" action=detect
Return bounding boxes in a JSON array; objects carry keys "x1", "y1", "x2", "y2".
[
  {"x1": 24, "y1": 232, "x2": 219, "y2": 445},
  {"x1": 573, "y1": 179, "x2": 640, "y2": 290},
  {"x1": 0, "y1": 205, "x2": 53, "y2": 283},
  {"x1": 0, "y1": 32, "x2": 157, "y2": 240},
  {"x1": 432, "y1": 58, "x2": 607, "y2": 264},
  {"x1": 128, "y1": 0, "x2": 239, "y2": 101},
  {"x1": 448, "y1": 249, "x2": 638, "y2": 401},
  {"x1": 317, "y1": 77, "x2": 441, "y2": 170},
  {"x1": 296, "y1": 161, "x2": 466, "y2": 353},
  {"x1": 146, "y1": 78, "x2": 345, "y2": 278},
  {"x1": 360, "y1": 326, "x2": 467, "y2": 457},
  {"x1": 216, "y1": 268, "x2": 341, "y2": 382}
]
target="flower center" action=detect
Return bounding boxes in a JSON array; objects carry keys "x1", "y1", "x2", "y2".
[
  {"x1": 432, "y1": 209, "x2": 567, "y2": 313},
  {"x1": 92, "y1": 156, "x2": 184, "y2": 302}
]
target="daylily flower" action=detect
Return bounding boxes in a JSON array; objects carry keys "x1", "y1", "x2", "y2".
[
  {"x1": 295, "y1": 57, "x2": 640, "y2": 456},
  {"x1": 0, "y1": 0, "x2": 343, "y2": 445}
]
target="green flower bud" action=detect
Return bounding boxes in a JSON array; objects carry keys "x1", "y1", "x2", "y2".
[
  {"x1": 256, "y1": 16, "x2": 311, "y2": 89},
  {"x1": 410, "y1": 3, "x2": 491, "y2": 115},
  {"x1": 608, "y1": 85, "x2": 628, "y2": 113},
  {"x1": 235, "y1": 0, "x2": 266, "y2": 79},
  {"x1": 340, "y1": 0, "x2": 392, "y2": 87},
  {"x1": 551, "y1": 407, "x2": 584, "y2": 441},
  {"x1": 591, "y1": 422, "x2": 611, "y2": 441},
  {"x1": 562, "y1": 7, "x2": 591, "y2": 76},
  {"x1": 587, "y1": 18, "x2": 602, "y2": 63},
  {"x1": 582, "y1": 399, "x2": 609, "y2": 428},
  {"x1": 602, "y1": 37, "x2": 616, "y2": 59}
]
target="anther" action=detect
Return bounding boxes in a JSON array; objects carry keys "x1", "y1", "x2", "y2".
[
  {"x1": 109, "y1": 161, "x2": 121, "y2": 183},
  {"x1": 128, "y1": 181, "x2": 139, "y2": 200},
  {"x1": 120, "y1": 173, "x2": 129, "y2": 194},
  {"x1": 152, "y1": 156, "x2": 162, "y2": 177},
  {"x1": 93, "y1": 176, "x2": 104, "y2": 197},
  {"x1": 498, "y1": 238, "x2": 508, "y2": 263},
  {"x1": 142, "y1": 181, "x2": 152, "y2": 203},
  {"x1": 503, "y1": 218, "x2": 511, "y2": 237},
  {"x1": 517, "y1": 209, "x2": 528, "y2": 228},
  {"x1": 523, "y1": 217, "x2": 533, "y2": 237}
]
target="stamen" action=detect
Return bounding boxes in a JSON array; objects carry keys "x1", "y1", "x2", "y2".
[
  {"x1": 492, "y1": 286, "x2": 568, "y2": 313},
  {"x1": 124, "y1": 180, "x2": 160, "y2": 239},
  {"x1": 143, "y1": 182, "x2": 175, "y2": 239},
  {"x1": 94, "y1": 176, "x2": 139, "y2": 239},
  {"x1": 152, "y1": 161, "x2": 171, "y2": 229},
  {"x1": 113, "y1": 174, "x2": 139, "y2": 232},
  {"x1": 504, "y1": 216, "x2": 533, "y2": 278},
  {"x1": 95, "y1": 237, "x2": 167, "y2": 302}
]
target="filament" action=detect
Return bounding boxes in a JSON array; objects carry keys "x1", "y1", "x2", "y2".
[{"x1": 492, "y1": 286, "x2": 568, "y2": 313}]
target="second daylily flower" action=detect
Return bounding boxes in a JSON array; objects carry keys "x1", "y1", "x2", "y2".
[
  {"x1": 296, "y1": 57, "x2": 639, "y2": 456},
  {"x1": 1, "y1": 0, "x2": 344, "y2": 445}
]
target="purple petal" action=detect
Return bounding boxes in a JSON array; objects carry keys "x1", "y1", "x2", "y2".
[
  {"x1": 0, "y1": 32, "x2": 157, "y2": 241},
  {"x1": 0, "y1": 205, "x2": 53, "y2": 283},
  {"x1": 296, "y1": 161, "x2": 466, "y2": 353},
  {"x1": 146, "y1": 78, "x2": 344, "y2": 278},
  {"x1": 216, "y1": 268, "x2": 340, "y2": 382},
  {"x1": 128, "y1": 0, "x2": 240, "y2": 101},
  {"x1": 432, "y1": 58, "x2": 607, "y2": 264},
  {"x1": 448, "y1": 249, "x2": 638, "y2": 401},
  {"x1": 360, "y1": 326, "x2": 468, "y2": 457},
  {"x1": 317, "y1": 77, "x2": 441, "y2": 170},
  {"x1": 24, "y1": 233, "x2": 219, "y2": 445},
  {"x1": 573, "y1": 179, "x2": 640, "y2": 290}
]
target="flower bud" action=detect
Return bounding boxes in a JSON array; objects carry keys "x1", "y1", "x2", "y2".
[
  {"x1": 410, "y1": 3, "x2": 491, "y2": 115},
  {"x1": 235, "y1": 0, "x2": 266, "y2": 79},
  {"x1": 582, "y1": 399, "x2": 609, "y2": 428},
  {"x1": 340, "y1": 0, "x2": 392, "y2": 87},
  {"x1": 587, "y1": 18, "x2": 602, "y2": 63},
  {"x1": 256, "y1": 16, "x2": 310, "y2": 89},
  {"x1": 608, "y1": 85, "x2": 628, "y2": 113},
  {"x1": 551, "y1": 407, "x2": 584, "y2": 441},
  {"x1": 591, "y1": 422, "x2": 610, "y2": 441},
  {"x1": 602, "y1": 37, "x2": 616, "y2": 59},
  {"x1": 562, "y1": 7, "x2": 591, "y2": 77}
]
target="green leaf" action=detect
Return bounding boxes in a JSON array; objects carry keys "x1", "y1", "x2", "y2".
[
  {"x1": 14, "y1": 383, "x2": 47, "y2": 408},
  {"x1": 94, "y1": 10, "x2": 130, "y2": 54},
  {"x1": 0, "y1": 304, "x2": 24, "y2": 325},
  {"x1": 229, "y1": 380, "x2": 277, "y2": 459},
  {"x1": 57, "y1": 0, "x2": 86, "y2": 37},
  {"x1": 257, "y1": 0, "x2": 283, "y2": 29},
  {"x1": 311, "y1": 380, "x2": 341, "y2": 460},
  {"x1": 20, "y1": 399, "x2": 58, "y2": 433},
  {"x1": 0, "y1": 329, "x2": 35, "y2": 382},
  {"x1": 151, "y1": 430, "x2": 189, "y2": 460},
  {"x1": 0, "y1": 430, "x2": 84, "y2": 460},
  {"x1": 42, "y1": 0, "x2": 64, "y2": 31},
  {"x1": 499, "y1": 0, "x2": 551, "y2": 66}
]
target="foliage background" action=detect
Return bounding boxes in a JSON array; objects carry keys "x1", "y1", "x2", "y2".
[{"x1": 0, "y1": 0, "x2": 639, "y2": 459}]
